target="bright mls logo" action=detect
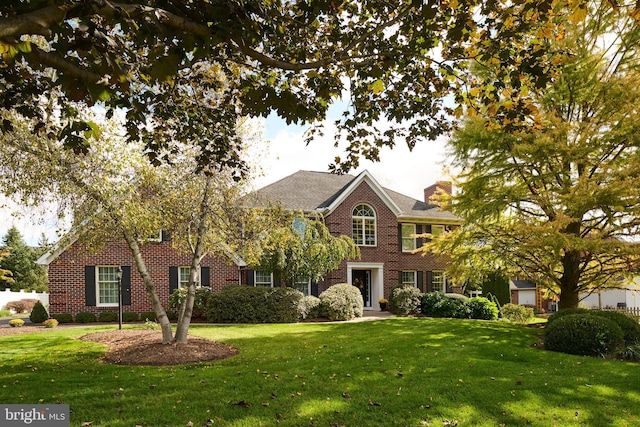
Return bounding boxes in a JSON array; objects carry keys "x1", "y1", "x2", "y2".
[{"x1": 1, "y1": 404, "x2": 69, "y2": 426}]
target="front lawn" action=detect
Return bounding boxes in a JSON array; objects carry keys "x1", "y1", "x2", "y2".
[{"x1": 0, "y1": 318, "x2": 638, "y2": 426}]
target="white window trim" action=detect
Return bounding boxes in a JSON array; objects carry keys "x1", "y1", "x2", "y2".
[
  {"x1": 179, "y1": 266, "x2": 201, "y2": 288},
  {"x1": 401, "y1": 270, "x2": 417, "y2": 287},
  {"x1": 432, "y1": 270, "x2": 446, "y2": 293},
  {"x1": 254, "y1": 271, "x2": 274, "y2": 287},
  {"x1": 96, "y1": 266, "x2": 119, "y2": 307},
  {"x1": 144, "y1": 230, "x2": 162, "y2": 243},
  {"x1": 401, "y1": 224, "x2": 417, "y2": 252},
  {"x1": 352, "y1": 204, "x2": 377, "y2": 247},
  {"x1": 294, "y1": 276, "x2": 312, "y2": 296}
]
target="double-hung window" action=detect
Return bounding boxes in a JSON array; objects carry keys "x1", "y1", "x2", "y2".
[
  {"x1": 254, "y1": 271, "x2": 273, "y2": 287},
  {"x1": 179, "y1": 267, "x2": 200, "y2": 288},
  {"x1": 401, "y1": 224, "x2": 416, "y2": 252},
  {"x1": 294, "y1": 276, "x2": 311, "y2": 296},
  {"x1": 352, "y1": 204, "x2": 376, "y2": 246},
  {"x1": 401, "y1": 271, "x2": 417, "y2": 287},
  {"x1": 97, "y1": 266, "x2": 119, "y2": 307},
  {"x1": 432, "y1": 270, "x2": 445, "y2": 293}
]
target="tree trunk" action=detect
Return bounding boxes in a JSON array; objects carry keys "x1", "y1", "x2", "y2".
[
  {"x1": 557, "y1": 248, "x2": 581, "y2": 310},
  {"x1": 122, "y1": 229, "x2": 174, "y2": 344},
  {"x1": 174, "y1": 176, "x2": 212, "y2": 343}
]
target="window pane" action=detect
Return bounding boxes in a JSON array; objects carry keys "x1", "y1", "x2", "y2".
[
  {"x1": 432, "y1": 271, "x2": 445, "y2": 293},
  {"x1": 402, "y1": 224, "x2": 415, "y2": 251},
  {"x1": 98, "y1": 266, "x2": 119, "y2": 305},
  {"x1": 352, "y1": 204, "x2": 376, "y2": 246},
  {"x1": 255, "y1": 271, "x2": 272, "y2": 286},
  {"x1": 401, "y1": 271, "x2": 416, "y2": 286},
  {"x1": 179, "y1": 267, "x2": 191, "y2": 287},
  {"x1": 294, "y1": 277, "x2": 310, "y2": 296}
]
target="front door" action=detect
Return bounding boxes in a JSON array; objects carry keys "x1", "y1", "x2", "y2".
[{"x1": 352, "y1": 270, "x2": 372, "y2": 308}]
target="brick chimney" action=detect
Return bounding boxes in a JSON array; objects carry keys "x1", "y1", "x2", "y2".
[{"x1": 424, "y1": 181, "x2": 452, "y2": 204}]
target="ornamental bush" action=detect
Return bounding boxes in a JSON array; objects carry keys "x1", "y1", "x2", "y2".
[
  {"x1": 8, "y1": 318, "x2": 24, "y2": 327},
  {"x1": 546, "y1": 307, "x2": 591, "y2": 325},
  {"x1": 29, "y1": 301, "x2": 49, "y2": 323},
  {"x1": 544, "y1": 314, "x2": 624, "y2": 357},
  {"x1": 53, "y1": 313, "x2": 73, "y2": 323},
  {"x1": 319, "y1": 283, "x2": 364, "y2": 321},
  {"x1": 299, "y1": 295, "x2": 322, "y2": 319},
  {"x1": 169, "y1": 287, "x2": 211, "y2": 319},
  {"x1": 43, "y1": 319, "x2": 58, "y2": 328},
  {"x1": 141, "y1": 311, "x2": 157, "y2": 322},
  {"x1": 388, "y1": 285, "x2": 422, "y2": 315},
  {"x1": 75, "y1": 312, "x2": 97, "y2": 323},
  {"x1": 122, "y1": 311, "x2": 139, "y2": 322},
  {"x1": 421, "y1": 292, "x2": 468, "y2": 318},
  {"x1": 590, "y1": 311, "x2": 640, "y2": 345},
  {"x1": 500, "y1": 303, "x2": 534, "y2": 324},
  {"x1": 467, "y1": 297, "x2": 499, "y2": 320},
  {"x1": 98, "y1": 311, "x2": 119, "y2": 322},
  {"x1": 206, "y1": 285, "x2": 304, "y2": 323}
]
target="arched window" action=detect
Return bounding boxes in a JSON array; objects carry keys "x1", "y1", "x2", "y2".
[{"x1": 352, "y1": 204, "x2": 376, "y2": 246}]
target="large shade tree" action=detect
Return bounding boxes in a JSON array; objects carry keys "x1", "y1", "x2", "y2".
[
  {"x1": 0, "y1": 226, "x2": 48, "y2": 292},
  {"x1": 426, "y1": 1, "x2": 640, "y2": 309},
  {"x1": 0, "y1": 0, "x2": 607, "y2": 172}
]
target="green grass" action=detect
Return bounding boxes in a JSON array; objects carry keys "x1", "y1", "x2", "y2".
[
  {"x1": 1, "y1": 319, "x2": 639, "y2": 427},
  {"x1": 0, "y1": 309, "x2": 13, "y2": 317}
]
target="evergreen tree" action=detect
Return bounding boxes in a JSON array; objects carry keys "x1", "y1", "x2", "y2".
[{"x1": 0, "y1": 226, "x2": 48, "y2": 292}]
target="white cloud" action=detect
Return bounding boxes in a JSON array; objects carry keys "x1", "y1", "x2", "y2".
[{"x1": 250, "y1": 115, "x2": 451, "y2": 201}]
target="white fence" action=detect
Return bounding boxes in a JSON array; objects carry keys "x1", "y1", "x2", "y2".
[{"x1": 0, "y1": 289, "x2": 49, "y2": 312}]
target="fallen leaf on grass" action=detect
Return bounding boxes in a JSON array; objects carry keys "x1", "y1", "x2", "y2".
[
  {"x1": 231, "y1": 400, "x2": 251, "y2": 408},
  {"x1": 81, "y1": 422, "x2": 93, "y2": 427},
  {"x1": 369, "y1": 401, "x2": 382, "y2": 406}
]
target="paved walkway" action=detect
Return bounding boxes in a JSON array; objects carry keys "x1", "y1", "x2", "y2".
[{"x1": 350, "y1": 310, "x2": 396, "y2": 322}]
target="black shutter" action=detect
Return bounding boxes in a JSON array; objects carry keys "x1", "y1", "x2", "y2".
[
  {"x1": 85, "y1": 266, "x2": 96, "y2": 306},
  {"x1": 417, "y1": 271, "x2": 424, "y2": 292},
  {"x1": 311, "y1": 281, "x2": 319, "y2": 297},
  {"x1": 446, "y1": 278, "x2": 453, "y2": 293},
  {"x1": 169, "y1": 266, "x2": 179, "y2": 294},
  {"x1": 426, "y1": 271, "x2": 433, "y2": 292},
  {"x1": 201, "y1": 267, "x2": 210, "y2": 287},
  {"x1": 121, "y1": 266, "x2": 132, "y2": 306},
  {"x1": 398, "y1": 223, "x2": 403, "y2": 251},
  {"x1": 424, "y1": 224, "x2": 432, "y2": 242},
  {"x1": 161, "y1": 230, "x2": 171, "y2": 241},
  {"x1": 416, "y1": 225, "x2": 423, "y2": 249},
  {"x1": 246, "y1": 269, "x2": 254, "y2": 286},
  {"x1": 273, "y1": 275, "x2": 281, "y2": 287},
  {"x1": 398, "y1": 270, "x2": 403, "y2": 285}
]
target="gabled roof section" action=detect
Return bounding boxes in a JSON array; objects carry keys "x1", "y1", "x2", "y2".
[
  {"x1": 252, "y1": 170, "x2": 462, "y2": 223},
  {"x1": 510, "y1": 279, "x2": 537, "y2": 290}
]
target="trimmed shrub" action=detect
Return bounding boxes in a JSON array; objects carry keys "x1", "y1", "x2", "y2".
[
  {"x1": 141, "y1": 311, "x2": 157, "y2": 322},
  {"x1": 75, "y1": 312, "x2": 97, "y2": 323},
  {"x1": 206, "y1": 285, "x2": 304, "y2": 323},
  {"x1": 388, "y1": 285, "x2": 422, "y2": 315},
  {"x1": 29, "y1": 301, "x2": 49, "y2": 323},
  {"x1": 319, "y1": 283, "x2": 364, "y2": 321},
  {"x1": 122, "y1": 311, "x2": 139, "y2": 322},
  {"x1": 299, "y1": 295, "x2": 322, "y2": 320},
  {"x1": 590, "y1": 311, "x2": 640, "y2": 345},
  {"x1": 467, "y1": 297, "x2": 499, "y2": 320},
  {"x1": 8, "y1": 318, "x2": 24, "y2": 327},
  {"x1": 43, "y1": 319, "x2": 58, "y2": 328},
  {"x1": 98, "y1": 311, "x2": 119, "y2": 322},
  {"x1": 546, "y1": 307, "x2": 591, "y2": 325},
  {"x1": 544, "y1": 314, "x2": 624, "y2": 357},
  {"x1": 53, "y1": 313, "x2": 73, "y2": 323},
  {"x1": 501, "y1": 303, "x2": 534, "y2": 324},
  {"x1": 421, "y1": 292, "x2": 468, "y2": 318},
  {"x1": 169, "y1": 287, "x2": 211, "y2": 319},
  {"x1": 480, "y1": 272, "x2": 511, "y2": 306}
]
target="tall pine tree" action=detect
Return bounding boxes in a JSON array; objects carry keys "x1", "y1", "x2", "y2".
[{"x1": 0, "y1": 226, "x2": 48, "y2": 292}]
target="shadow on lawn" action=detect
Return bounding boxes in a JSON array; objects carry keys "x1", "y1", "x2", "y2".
[{"x1": 0, "y1": 319, "x2": 639, "y2": 426}]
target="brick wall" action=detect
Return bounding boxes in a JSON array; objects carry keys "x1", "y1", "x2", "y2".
[
  {"x1": 48, "y1": 239, "x2": 240, "y2": 317},
  {"x1": 318, "y1": 181, "x2": 451, "y2": 299}
]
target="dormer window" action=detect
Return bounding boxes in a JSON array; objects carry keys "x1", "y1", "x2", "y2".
[{"x1": 352, "y1": 204, "x2": 376, "y2": 246}]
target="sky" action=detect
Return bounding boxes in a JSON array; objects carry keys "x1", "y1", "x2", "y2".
[{"x1": 0, "y1": 113, "x2": 451, "y2": 246}]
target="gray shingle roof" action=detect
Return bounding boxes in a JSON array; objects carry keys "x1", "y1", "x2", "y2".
[{"x1": 252, "y1": 170, "x2": 460, "y2": 221}]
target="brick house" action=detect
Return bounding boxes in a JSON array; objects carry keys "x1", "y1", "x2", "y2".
[{"x1": 37, "y1": 169, "x2": 461, "y2": 316}]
